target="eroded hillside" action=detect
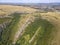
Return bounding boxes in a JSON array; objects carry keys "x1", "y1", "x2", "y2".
[{"x1": 0, "y1": 5, "x2": 60, "y2": 45}]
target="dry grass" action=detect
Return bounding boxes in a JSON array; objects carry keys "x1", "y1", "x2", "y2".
[
  {"x1": 0, "y1": 5, "x2": 37, "y2": 16},
  {"x1": 0, "y1": 5, "x2": 60, "y2": 45},
  {"x1": 40, "y1": 12, "x2": 60, "y2": 45}
]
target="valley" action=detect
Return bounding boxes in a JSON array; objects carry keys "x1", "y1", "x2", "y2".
[{"x1": 0, "y1": 4, "x2": 60, "y2": 45}]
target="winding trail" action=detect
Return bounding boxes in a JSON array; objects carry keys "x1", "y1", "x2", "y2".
[{"x1": 12, "y1": 16, "x2": 35, "y2": 44}]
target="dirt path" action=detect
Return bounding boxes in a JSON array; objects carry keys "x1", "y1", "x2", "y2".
[
  {"x1": 12, "y1": 16, "x2": 35, "y2": 44},
  {"x1": 29, "y1": 27, "x2": 41, "y2": 43}
]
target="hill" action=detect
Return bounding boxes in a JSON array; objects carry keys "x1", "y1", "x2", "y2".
[{"x1": 0, "y1": 5, "x2": 60, "y2": 45}]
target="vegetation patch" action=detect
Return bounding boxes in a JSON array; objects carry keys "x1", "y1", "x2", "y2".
[
  {"x1": 0, "y1": 13, "x2": 21, "y2": 45},
  {"x1": 16, "y1": 17, "x2": 54, "y2": 45}
]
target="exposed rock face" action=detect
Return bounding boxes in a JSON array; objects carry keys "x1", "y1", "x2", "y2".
[
  {"x1": 0, "y1": 25, "x2": 3, "y2": 36},
  {"x1": 0, "y1": 17, "x2": 12, "y2": 37},
  {"x1": 0, "y1": 22, "x2": 9, "y2": 33}
]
